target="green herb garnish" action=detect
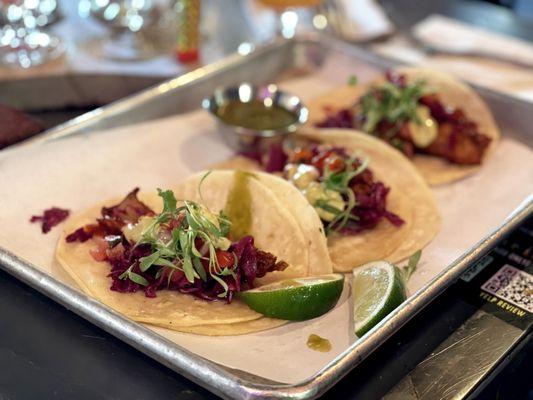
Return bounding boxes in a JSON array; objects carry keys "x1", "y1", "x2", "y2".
[
  {"x1": 400, "y1": 250, "x2": 422, "y2": 282},
  {"x1": 347, "y1": 75, "x2": 358, "y2": 86},
  {"x1": 361, "y1": 80, "x2": 431, "y2": 134},
  {"x1": 126, "y1": 271, "x2": 149, "y2": 286},
  {"x1": 119, "y1": 183, "x2": 235, "y2": 298},
  {"x1": 320, "y1": 157, "x2": 369, "y2": 234}
]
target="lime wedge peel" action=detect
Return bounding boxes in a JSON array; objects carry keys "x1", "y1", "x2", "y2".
[
  {"x1": 353, "y1": 261, "x2": 407, "y2": 337},
  {"x1": 238, "y1": 274, "x2": 345, "y2": 321}
]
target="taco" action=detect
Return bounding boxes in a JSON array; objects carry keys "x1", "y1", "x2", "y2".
[
  {"x1": 56, "y1": 171, "x2": 332, "y2": 335},
  {"x1": 219, "y1": 128, "x2": 440, "y2": 271},
  {"x1": 307, "y1": 67, "x2": 500, "y2": 185}
]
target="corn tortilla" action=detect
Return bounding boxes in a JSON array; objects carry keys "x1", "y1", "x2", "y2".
[{"x1": 56, "y1": 171, "x2": 328, "y2": 334}]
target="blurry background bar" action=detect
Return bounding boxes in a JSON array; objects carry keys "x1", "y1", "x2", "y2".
[
  {"x1": 0, "y1": 0, "x2": 65, "y2": 68},
  {"x1": 1, "y1": 0, "x2": 532, "y2": 115},
  {"x1": 0, "y1": 0, "x2": 260, "y2": 112}
]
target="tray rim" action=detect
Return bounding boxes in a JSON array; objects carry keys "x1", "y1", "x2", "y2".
[{"x1": 1, "y1": 34, "x2": 532, "y2": 399}]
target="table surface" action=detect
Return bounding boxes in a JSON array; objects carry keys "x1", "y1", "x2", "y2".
[{"x1": 1, "y1": 1, "x2": 532, "y2": 399}]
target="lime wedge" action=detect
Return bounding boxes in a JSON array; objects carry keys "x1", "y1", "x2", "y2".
[
  {"x1": 238, "y1": 274, "x2": 344, "y2": 321},
  {"x1": 353, "y1": 261, "x2": 406, "y2": 337}
]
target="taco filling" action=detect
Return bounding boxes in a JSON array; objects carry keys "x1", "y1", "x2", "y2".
[
  {"x1": 66, "y1": 188, "x2": 287, "y2": 302},
  {"x1": 316, "y1": 71, "x2": 492, "y2": 165},
  {"x1": 244, "y1": 143, "x2": 404, "y2": 235}
]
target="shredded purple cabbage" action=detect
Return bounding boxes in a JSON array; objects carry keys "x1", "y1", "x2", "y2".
[
  {"x1": 230, "y1": 235, "x2": 257, "y2": 287},
  {"x1": 315, "y1": 108, "x2": 355, "y2": 129},
  {"x1": 30, "y1": 207, "x2": 70, "y2": 233},
  {"x1": 337, "y1": 182, "x2": 404, "y2": 234},
  {"x1": 102, "y1": 235, "x2": 286, "y2": 301}
]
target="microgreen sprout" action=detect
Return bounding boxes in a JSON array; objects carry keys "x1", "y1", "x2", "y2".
[
  {"x1": 316, "y1": 156, "x2": 369, "y2": 234},
  {"x1": 399, "y1": 250, "x2": 422, "y2": 282},
  {"x1": 347, "y1": 75, "x2": 358, "y2": 86},
  {"x1": 361, "y1": 79, "x2": 431, "y2": 134},
  {"x1": 118, "y1": 186, "x2": 236, "y2": 298}
]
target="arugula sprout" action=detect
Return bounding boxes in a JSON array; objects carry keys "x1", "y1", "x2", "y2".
[
  {"x1": 361, "y1": 79, "x2": 430, "y2": 134},
  {"x1": 128, "y1": 272, "x2": 149, "y2": 286},
  {"x1": 218, "y1": 210, "x2": 231, "y2": 237},
  {"x1": 314, "y1": 199, "x2": 344, "y2": 216},
  {"x1": 198, "y1": 170, "x2": 212, "y2": 203},
  {"x1": 320, "y1": 157, "x2": 369, "y2": 233},
  {"x1": 139, "y1": 251, "x2": 161, "y2": 272},
  {"x1": 118, "y1": 266, "x2": 149, "y2": 286},
  {"x1": 118, "y1": 188, "x2": 236, "y2": 297},
  {"x1": 323, "y1": 157, "x2": 369, "y2": 192},
  {"x1": 400, "y1": 250, "x2": 422, "y2": 282},
  {"x1": 158, "y1": 188, "x2": 177, "y2": 214},
  {"x1": 347, "y1": 75, "x2": 358, "y2": 86}
]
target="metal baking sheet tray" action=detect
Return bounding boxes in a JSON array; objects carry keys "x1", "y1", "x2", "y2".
[{"x1": 1, "y1": 34, "x2": 532, "y2": 399}]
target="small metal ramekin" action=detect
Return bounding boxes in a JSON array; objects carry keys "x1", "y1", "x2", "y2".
[{"x1": 202, "y1": 83, "x2": 308, "y2": 152}]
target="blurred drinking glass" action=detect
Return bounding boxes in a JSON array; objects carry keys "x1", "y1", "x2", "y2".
[
  {"x1": 0, "y1": 0, "x2": 64, "y2": 68},
  {"x1": 257, "y1": 0, "x2": 322, "y2": 38},
  {"x1": 81, "y1": 0, "x2": 178, "y2": 61}
]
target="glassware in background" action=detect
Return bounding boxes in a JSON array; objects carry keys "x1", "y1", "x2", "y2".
[
  {"x1": 0, "y1": 0, "x2": 64, "y2": 68},
  {"x1": 79, "y1": 0, "x2": 179, "y2": 61},
  {"x1": 256, "y1": 0, "x2": 322, "y2": 38}
]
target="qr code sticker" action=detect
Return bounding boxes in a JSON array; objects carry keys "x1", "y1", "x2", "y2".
[{"x1": 481, "y1": 265, "x2": 533, "y2": 313}]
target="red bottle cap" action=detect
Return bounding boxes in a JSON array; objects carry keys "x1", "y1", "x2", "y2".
[{"x1": 176, "y1": 49, "x2": 199, "y2": 63}]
